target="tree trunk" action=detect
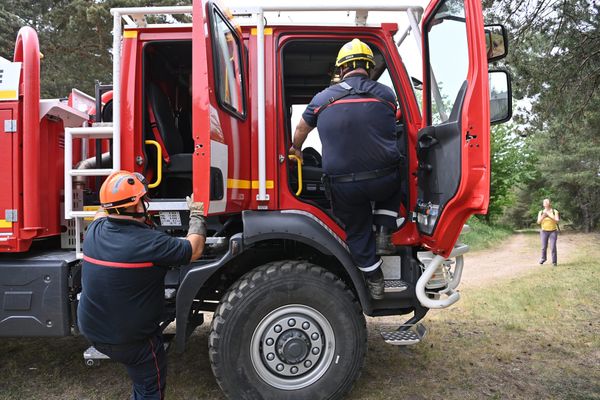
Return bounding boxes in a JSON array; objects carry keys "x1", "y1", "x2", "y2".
[{"x1": 582, "y1": 204, "x2": 591, "y2": 234}]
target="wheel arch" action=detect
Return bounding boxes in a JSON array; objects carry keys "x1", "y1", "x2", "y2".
[
  {"x1": 174, "y1": 211, "x2": 372, "y2": 353},
  {"x1": 241, "y1": 210, "x2": 371, "y2": 313}
]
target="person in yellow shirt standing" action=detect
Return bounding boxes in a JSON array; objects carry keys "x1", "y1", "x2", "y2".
[{"x1": 536, "y1": 198, "x2": 560, "y2": 266}]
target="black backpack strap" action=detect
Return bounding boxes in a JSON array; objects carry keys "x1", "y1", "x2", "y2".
[{"x1": 314, "y1": 81, "x2": 396, "y2": 116}]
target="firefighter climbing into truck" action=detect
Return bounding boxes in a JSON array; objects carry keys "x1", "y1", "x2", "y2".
[
  {"x1": 290, "y1": 38, "x2": 404, "y2": 301},
  {"x1": 0, "y1": 0, "x2": 511, "y2": 399}
]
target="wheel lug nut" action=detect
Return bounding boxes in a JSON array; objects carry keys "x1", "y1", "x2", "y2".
[
  {"x1": 302, "y1": 322, "x2": 310, "y2": 330},
  {"x1": 312, "y1": 347, "x2": 320, "y2": 355},
  {"x1": 304, "y1": 360, "x2": 312, "y2": 368},
  {"x1": 288, "y1": 318, "x2": 296, "y2": 327},
  {"x1": 274, "y1": 325, "x2": 282, "y2": 333},
  {"x1": 291, "y1": 366, "x2": 298, "y2": 374},
  {"x1": 311, "y1": 332, "x2": 319, "y2": 340},
  {"x1": 266, "y1": 338, "x2": 274, "y2": 346},
  {"x1": 276, "y1": 364, "x2": 284, "y2": 372},
  {"x1": 267, "y1": 353, "x2": 275, "y2": 361}
]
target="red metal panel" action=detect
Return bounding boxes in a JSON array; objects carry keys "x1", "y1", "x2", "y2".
[
  {"x1": 36, "y1": 118, "x2": 64, "y2": 239},
  {"x1": 192, "y1": 0, "x2": 213, "y2": 215},
  {"x1": 0, "y1": 108, "x2": 15, "y2": 245},
  {"x1": 120, "y1": 29, "x2": 140, "y2": 172}
]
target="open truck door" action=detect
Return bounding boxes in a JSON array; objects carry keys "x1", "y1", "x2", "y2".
[
  {"x1": 415, "y1": 0, "x2": 491, "y2": 257},
  {"x1": 191, "y1": 0, "x2": 213, "y2": 215}
]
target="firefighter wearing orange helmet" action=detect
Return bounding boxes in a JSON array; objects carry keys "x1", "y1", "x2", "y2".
[
  {"x1": 290, "y1": 39, "x2": 403, "y2": 300},
  {"x1": 78, "y1": 170, "x2": 206, "y2": 400}
]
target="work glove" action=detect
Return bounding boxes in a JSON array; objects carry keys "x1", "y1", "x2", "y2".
[{"x1": 186, "y1": 194, "x2": 207, "y2": 237}]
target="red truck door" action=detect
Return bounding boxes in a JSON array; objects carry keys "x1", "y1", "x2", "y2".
[
  {"x1": 416, "y1": 0, "x2": 490, "y2": 256},
  {"x1": 191, "y1": 0, "x2": 214, "y2": 214}
]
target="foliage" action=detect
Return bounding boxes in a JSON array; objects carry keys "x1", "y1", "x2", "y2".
[
  {"x1": 484, "y1": 0, "x2": 600, "y2": 231},
  {"x1": 0, "y1": 0, "x2": 191, "y2": 98},
  {"x1": 460, "y1": 216, "x2": 513, "y2": 251},
  {"x1": 487, "y1": 123, "x2": 535, "y2": 222}
]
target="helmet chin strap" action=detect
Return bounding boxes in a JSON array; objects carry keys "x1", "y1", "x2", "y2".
[{"x1": 109, "y1": 201, "x2": 152, "y2": 223}]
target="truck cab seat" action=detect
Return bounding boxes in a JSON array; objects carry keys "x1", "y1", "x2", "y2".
[{"x1": 146, "y1": 82, "x2": 192, "y2": 196}]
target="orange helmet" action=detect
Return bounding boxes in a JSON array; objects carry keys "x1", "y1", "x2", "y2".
[{"x1": 100, "y1": 170, "x2": 147, "y2": 211}]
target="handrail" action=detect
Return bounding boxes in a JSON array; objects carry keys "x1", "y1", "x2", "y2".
[
  {"x1": 144, "y1": 140, "x2": 162, "y2": 188},
  {"x1": 14, "y1": 27, "x2": 42, "y2": 231},
  {"x1": 416, "y1": 243, "x2": 469, "y2": 309},
  {"x1": 288, "y1": 155, "x2": 303, "y2": 196}
]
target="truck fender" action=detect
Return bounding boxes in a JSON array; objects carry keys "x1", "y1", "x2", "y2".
[
  {"x1": 242, "y1": 210, "x2": 371, "y2": 312},
  {"x1": 174, "y1": 211, "x2": 373, "y2": 352},
  {"x1": 174, "y1": 233, "x2": 243, "y2": 353}
]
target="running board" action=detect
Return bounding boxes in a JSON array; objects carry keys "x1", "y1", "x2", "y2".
[{"x1": 380, "y1": 323, "x2": 427, "y2": 346}]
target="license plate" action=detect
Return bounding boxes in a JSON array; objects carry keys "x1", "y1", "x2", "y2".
[{"x1": 159, "y1": 211, "x2": 182, "y2": 226}]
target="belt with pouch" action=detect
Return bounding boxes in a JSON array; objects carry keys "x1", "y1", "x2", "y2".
[{"x1": 324, "y1": 165, "x2": 398, "y2": 184}]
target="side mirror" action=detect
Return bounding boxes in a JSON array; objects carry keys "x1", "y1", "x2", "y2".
[
  {"x1": 489, "y1": 70, "x2": 512, "y2": 125},
  {"x1": 485, "y1": 24, "x2": 508, "y2": 62}
]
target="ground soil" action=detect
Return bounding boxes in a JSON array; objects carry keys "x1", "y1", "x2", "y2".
[{"x1": 459, "y1": 232, "x2": 578, "y2": 289}]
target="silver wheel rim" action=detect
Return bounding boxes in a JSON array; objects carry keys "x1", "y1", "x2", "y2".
[{"x1": 250, "y1": 304, "x2": 335, "y2": 390}]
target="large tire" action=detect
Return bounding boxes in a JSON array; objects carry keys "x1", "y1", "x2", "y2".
[{"x1": 209, "y1": 260, "x2": 366, "y2": 400}]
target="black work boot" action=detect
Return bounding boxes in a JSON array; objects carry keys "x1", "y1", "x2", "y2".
[
  {"x1": 375, "y1": 226, "x2": 396, "y2": 255},
  {"x1": 365, "y1": 267, "x2": 384, "y2": 300}
]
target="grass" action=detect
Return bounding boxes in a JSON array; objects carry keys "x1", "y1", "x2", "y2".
[
  {"x1": 1, "y1": 234, "x2": 599, "y2": 399},
  {"x1": 461, "y1": 216, "x2": 513, "y2": 251},
  {"x1": 352, "y1": 233, "x2": 600, "y2": 400}
]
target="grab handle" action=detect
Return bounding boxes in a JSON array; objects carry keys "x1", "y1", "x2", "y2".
[
  {"x1": 144, "y1": 140, "x2": 162, "y2": 188},
  {"x1": 288, "y1": 155, "x2": 303, "y2": 196}
]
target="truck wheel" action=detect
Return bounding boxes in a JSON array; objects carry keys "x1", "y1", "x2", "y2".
[{"x1": 209, "y1": 260, "x2": 366, "y2": 400}]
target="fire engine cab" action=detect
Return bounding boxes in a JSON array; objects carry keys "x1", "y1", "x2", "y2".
[{"x1": 0, "y1": 0, "x2": 511, "y2": 398}]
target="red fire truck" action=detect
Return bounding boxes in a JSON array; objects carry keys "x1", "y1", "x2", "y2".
[{"x1": 0, "y1": 0, "x2": 511, "y2": 398}]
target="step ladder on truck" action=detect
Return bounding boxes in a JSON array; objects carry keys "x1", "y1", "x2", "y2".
[{"x1": 0, "y1": 0, "x2": 511, "y2": 398}]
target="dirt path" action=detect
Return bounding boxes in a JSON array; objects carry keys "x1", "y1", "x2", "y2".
[{"x1": 459, "y1": 231, "x2": 581, "y2": 289}]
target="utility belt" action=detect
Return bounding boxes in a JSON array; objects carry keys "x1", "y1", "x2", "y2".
[{"x1": 323, "y1": 164, "x2": 399, "y2": 184}]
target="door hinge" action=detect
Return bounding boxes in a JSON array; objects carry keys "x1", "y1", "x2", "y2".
[
  {"x1": 5, "y1": 209, "x2": 18, "y2": 222},
  {"x1": 4, "y1": 120, "x2": 17, "y2": 133}
]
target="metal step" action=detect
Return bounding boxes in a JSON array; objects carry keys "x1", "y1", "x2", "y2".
[
  {"x1": 384, "y1": 279, "x2": 409, "y2": 293},
  {"x1": 83, "y1": 346, "x2": 109, "y2": 367},
  {"x1": 380, "y1": 323, "x2": 427, "y2": 346},
  {"x1": 83, "y1": 334, "x2": 175, "y2": 367}
]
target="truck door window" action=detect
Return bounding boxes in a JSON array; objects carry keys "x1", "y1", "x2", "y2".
[
  {"x1": 426, "y1": 0, "x2": 468, "y2": 125},
  {"x1": 212, "y1": 8, "x2": 245, "y2": 117}
]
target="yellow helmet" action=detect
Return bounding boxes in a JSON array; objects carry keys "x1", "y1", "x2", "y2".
[{"x1": 335, "y1": 38, "x2": 375, "y2": 69}]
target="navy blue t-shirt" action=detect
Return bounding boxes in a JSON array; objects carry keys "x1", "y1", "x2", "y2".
[
  {"x1": 77, "y1": 217, "x2": 192, "y2": 345},
  {"x1": 302, "y1": 75, "x2": 401, "y2": 175}
]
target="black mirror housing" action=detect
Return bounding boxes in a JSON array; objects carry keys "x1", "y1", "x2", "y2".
[{"x1": 489, "y1": 70, "x2": 512, "y2": 125}]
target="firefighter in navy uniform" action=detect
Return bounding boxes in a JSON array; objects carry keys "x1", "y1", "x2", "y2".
[
  {"x1": 77, "y1": 170, "x2": 206, "y2": 400},
  {"x1": 289, "y1": 39, "x2": 402, "y2": 300}
]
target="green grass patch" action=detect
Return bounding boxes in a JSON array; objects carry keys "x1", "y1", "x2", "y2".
[{"x1": 461, "y1": 216, "x2": 513, "y2": 251}]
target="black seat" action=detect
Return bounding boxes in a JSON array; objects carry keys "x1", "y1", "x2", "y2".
[{"x1": 146, "y1": 82, "x2": 192, "y2": 197}]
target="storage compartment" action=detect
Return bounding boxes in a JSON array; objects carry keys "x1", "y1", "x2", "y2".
[{"x1": 0, "y1": 251, "x2": 76, "y2": 336}]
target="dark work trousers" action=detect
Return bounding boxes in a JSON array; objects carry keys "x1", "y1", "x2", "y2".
[
  {"x1": 330, "y1": 170, "x2": 402, "y2": 273},
  {"x1": 540, "y1": 229, "x2": 558, "y2": 264},
  {"x1": 94, "y1": 334, "x2": 167, "y2": 400}
]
